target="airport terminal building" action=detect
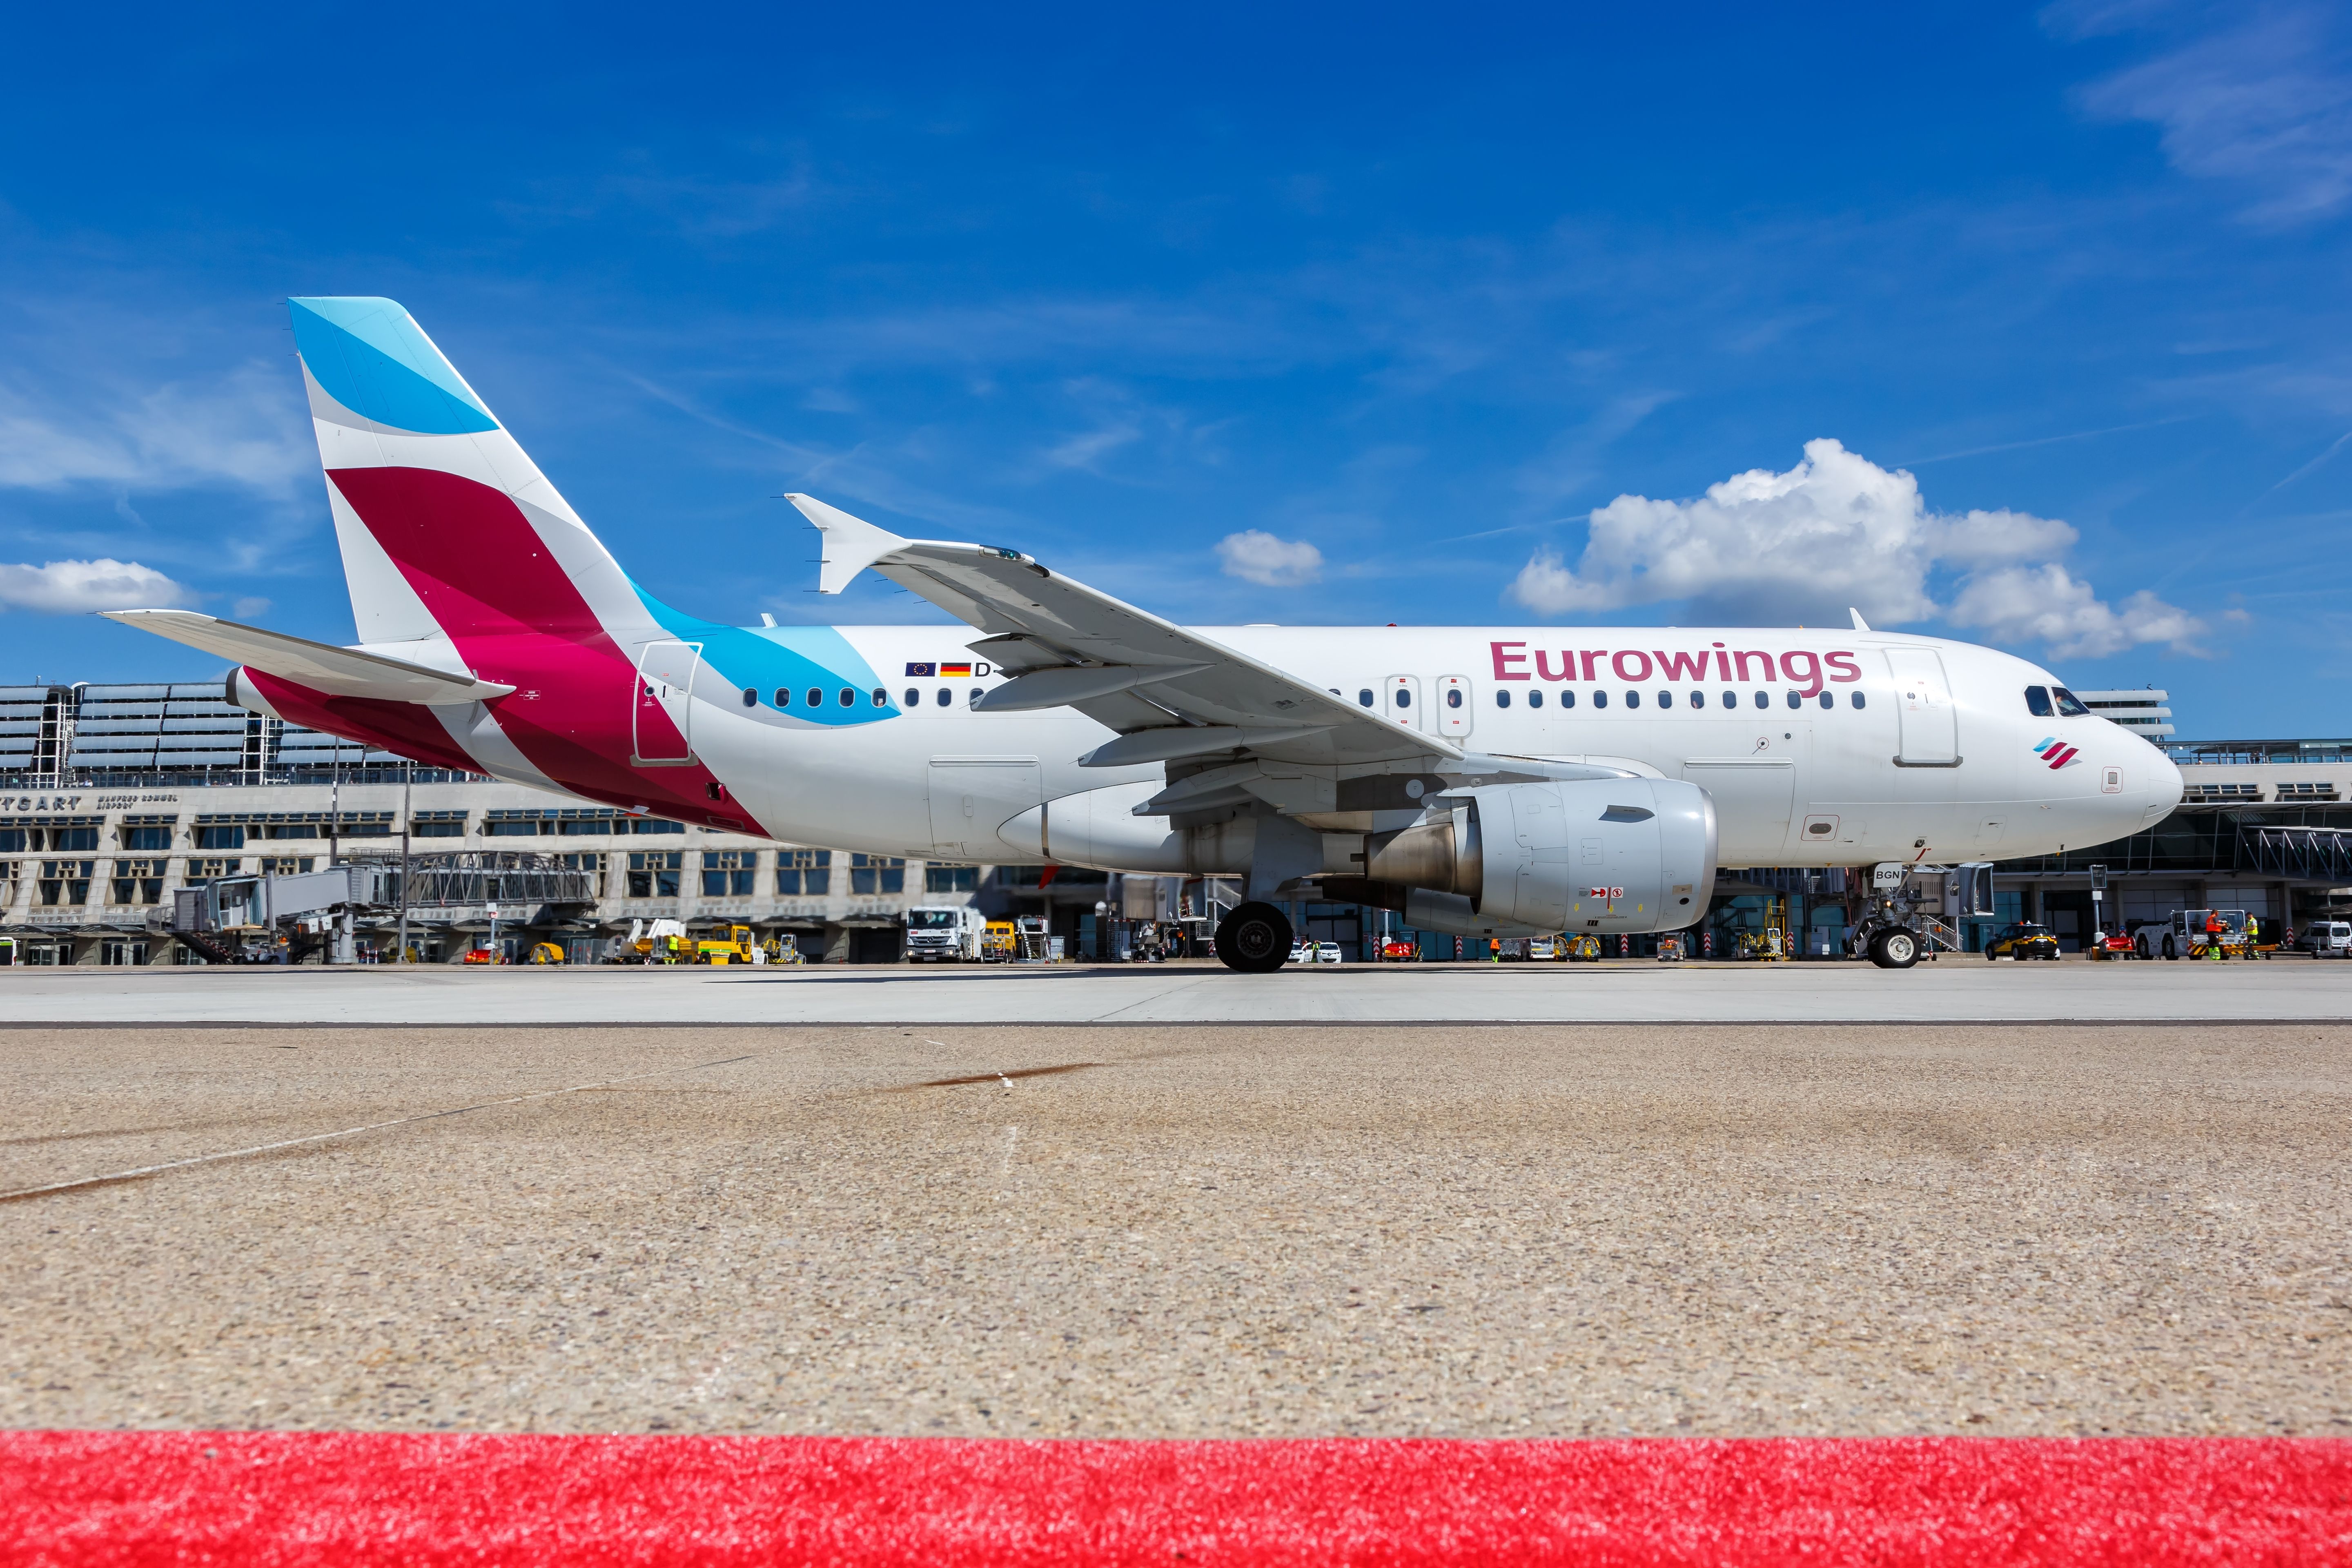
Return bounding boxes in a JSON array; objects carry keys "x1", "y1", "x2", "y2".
[{"x1": 4, "y1": 677, "x2": 2345, "y2": 963}]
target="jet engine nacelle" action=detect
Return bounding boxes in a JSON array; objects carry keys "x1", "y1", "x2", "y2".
[{"x1": 1365, "y1": 777, "x2": 1716, "y2": 934}]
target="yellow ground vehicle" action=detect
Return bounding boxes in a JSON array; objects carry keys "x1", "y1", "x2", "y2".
[
  {"x1": 694, "y1": 924, "x2": 758, "y2": 964},
  {"x1": 1984, "y1": 922, "x2": 2060, "y2": 961},
  {"x1": 527, "y1": 941, "x2": 565, "y2": 964},
  {"x1": 1564, "y1": 934, "x2": 1603, "y2": 962},
  {"x1": 982, "y1": 920, "x2": 1017, "y2": 962}
]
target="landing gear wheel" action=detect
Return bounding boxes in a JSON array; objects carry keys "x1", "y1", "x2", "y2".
[
  {"x1": 1870, "y1": 929, "x2": 1921, "y2": 970},
  {"x1": 1215, "y1": 902, "x2": 1294, "y2": 973}
]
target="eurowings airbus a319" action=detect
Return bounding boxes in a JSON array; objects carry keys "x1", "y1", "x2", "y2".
[{"x1": 108, "y1": 298, "x2": 2183, "y2": 970}]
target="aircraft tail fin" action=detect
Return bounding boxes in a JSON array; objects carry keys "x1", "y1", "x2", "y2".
[{"x1": 289, "y1": 297, "x2": 655, "y2": 649}]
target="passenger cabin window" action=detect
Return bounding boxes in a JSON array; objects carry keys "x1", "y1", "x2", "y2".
[
  {"x1": 904, "y1": 687, "x2": 920, "y2": 708},
  {"x1": 1495, "y1": 690, "x2": 1511, "y2": 708},
  {"x1": 1592, "y1": 690, "x2": 1607, "y2": 709},
  {"x1": 774, "y1": 688, "x2": 791, "y2": 707},
  {"x1": 1852, "y1": 691, "x2": 1866, "y2": 709},
  {"x1": 741, "y1": 687, "x2": 757, "y2": 708},
  {"x1": 1721, "y1": 691, "x2": 1736, "y2": 709},
  {"x1": 838, "y1": 687, "x2": 855, "y2": 707},
  {"x1": 1528, "y1": 690, "x2": 1543, "y2": 708},
  {"x1": 2053, "y1": 687, "x2": 2091, "y2": 717},
  {"x1": 1786, "y1": 691, "x2": 1802, "y2": 709},
  {"x1": 2025, "y1": 686, "x2": 2054, "y2": 717},
  {"x1": 1657, "y1": 690, "x2": 1671, "y2": 707},
  {"x1": 1394, "y1": 688, "x2": 1411, "y2": 709},
  {"x1": 937, "y1": 688, "x2": 951, "y2": 706},
  {"x1": 871, "y1": 687, "x2": 887, "y2": 707},
  {"x1": 1752, "y1": 691, "x2": 1768, "y2": 709},
  {"x1": 805, "y1": 687, "x2": 822, "y2": 708},
  {"x1": 1560, "y1": 690, "x2": 1575, "y2": 708},
  {"x1": 1358, "y1": 689, "x2": 1374, "y2": 707},
  {"x1": 1445, "y1": 688, "x2": 1463, "y2": 709},
  {"x1": 1817, "y1": 692, "x2": 1833, "y2": 710}
]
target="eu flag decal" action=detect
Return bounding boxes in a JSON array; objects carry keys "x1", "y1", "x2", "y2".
[{"x1": 904, "y1": 662, "x2": 938, "y2": 677}]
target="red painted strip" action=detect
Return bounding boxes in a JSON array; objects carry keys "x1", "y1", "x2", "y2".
[
  {"x1": 3, "y1": 1432, "x2": 2346, "y2": 1566},
  {"x1": 2049, "y1": 746, "x2": 2079, "y2": 768}
]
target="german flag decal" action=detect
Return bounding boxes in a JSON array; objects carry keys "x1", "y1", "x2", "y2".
[
  {"x1": 904, "y1": 662, "x2": 937, "y2": 677},
  {"x1": 940, "y1": 662, "x2": 973, "y2": 677}
]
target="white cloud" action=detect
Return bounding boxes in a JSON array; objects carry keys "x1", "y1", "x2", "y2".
[
  {"x1": 0, "y1": 559, "x2": 192, "y2": 614},
  {"x1": 1216, "y1": 530, "x2": 1324, "y2": 587},
  {"x1": 1948, "y1": 565, "x2": 2205, "y2": 658},
  {"x1": 232, "y1": 597, "x2": 273, "y2": 621},
  {"x1": 0, "y1": 361, "x2": 311, "y2": 500},
  {"x1": 1507, "y1": 437, "x2": 2203, "y2": 654},
  {"x1": 2054, "y1": 1, "x2": 2352, "y2": 225}
]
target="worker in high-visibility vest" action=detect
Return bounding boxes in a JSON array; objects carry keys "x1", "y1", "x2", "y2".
[{"x1": 2204, "y1": 910, "x2": 2229, "y2": 960}]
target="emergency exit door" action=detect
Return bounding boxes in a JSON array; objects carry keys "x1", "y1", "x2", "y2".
[
  {"x1": 1384, "y1": 675, "x2": 1425, "y2": 733},
  {"x1": 1884, "y1": 646, "x2": 1959, "y2": 766},
  {"x1": 1435, "y1": 675, "x2": 1474, "y2": 737},
  {"x1": 633, "y1": 640, "x2": 702, "y2": 766}
]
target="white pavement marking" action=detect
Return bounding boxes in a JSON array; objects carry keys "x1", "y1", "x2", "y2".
[
  {"x1": 0, "y1": 1053, "x2": 759, "y2": 1204},
  {"x1": 0, "y1": 962, "x2": 2345, "y2": 1025}
]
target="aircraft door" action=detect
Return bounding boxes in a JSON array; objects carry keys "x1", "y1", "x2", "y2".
[
  {"x1": 1384, "y1": 675, "x2": 1425, "y2": 733},
  {"x1": 1884, "y1": 647, "x2": 1959, "y2": 766},
  {"x1": 1436, "y1": 674, "x2": 1473, "y2": 737},
  {"x1": 633, "y1": 640, "x2": 702, "y2": 766}
]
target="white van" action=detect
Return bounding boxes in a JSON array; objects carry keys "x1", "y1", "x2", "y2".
[{"x1": 2301, "y1": 922, "x2": 2352, "y2": 958}]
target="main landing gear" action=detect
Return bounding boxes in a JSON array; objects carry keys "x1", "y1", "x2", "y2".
[
  {"x1": 1867, "y1": 928, "x2": 1921, "y2": 970},
  {"x1": 1215, "y1": 901, "x2": 1294, "y2": 973}
]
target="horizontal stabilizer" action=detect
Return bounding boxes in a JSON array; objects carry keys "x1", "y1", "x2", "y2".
[{"x1": 102, "y1": 610, "x2": 514, "y2": 705}]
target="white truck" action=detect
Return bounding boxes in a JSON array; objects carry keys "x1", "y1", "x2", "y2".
[{"x1": 904, "y1": 904, "x2": 986, "y2": 962}]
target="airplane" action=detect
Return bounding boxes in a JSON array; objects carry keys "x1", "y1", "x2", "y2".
[{"x1": 106, "y1": 297, "x2": 2183, "y2": 971}]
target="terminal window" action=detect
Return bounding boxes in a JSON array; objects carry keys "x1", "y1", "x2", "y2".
[
  {"x1": 111, "y1": 859, "x2": 166, "y2": 905},
  {"x1": 412, "y1": 817, "x2": 465, "y2": 837},
  {"x1": 186, "y1": 858, "x2": 243, "y2": 884},
  {"x1": 50, "y1": 827, "x2": 98, "y2": 853},
  {"x1": 122, "y1": 825, "x2": 172, "y2": 851},
  {"x1": 261, "y1": 857, "x2": 315, "y2": 876},
  {"x1": 487, "y1": 819, "x2": 547, "y2": 836},
  {"x1": 926, "y1": 863, "x2": 979, "y2": 893},
  {"x1": 627, "y1": 851, "x2": 683, "y2": 898},
  {"x1": 38, "y1": 859, "x2": 94, "y2": 906},
  {"x1": 851, "y1": 854, "x2": 905, "y2": 895},
  {"x1": 702, "y1": 849, "x2": 757, "y2": 897},
  {"x1": 556, "y1": 853, "x2": 606, "y2": 897},
  {"x1": 777, "y1": 849, "x2": 831, "y2": 895},
  {"x1": 196, "y1": 825, "x2": 245, "y2": 849},
  {"x1": 629, "y1": 818, "x2": 686, "y2": 835}
]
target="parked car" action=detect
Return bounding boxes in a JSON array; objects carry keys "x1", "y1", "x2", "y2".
[
  {"x1": 1288, "y1": 941, "x2": 1311, "y2": 966},
  {"x1": 1316, "y1": 942, "x2": 1343, "y2": 964},
  {"x1": 1984, "y1": 922, "x2": 2060, "y2": 961},
  {"x1": 2302, "y1": 921, "x2": 2352, "y2": 958}
]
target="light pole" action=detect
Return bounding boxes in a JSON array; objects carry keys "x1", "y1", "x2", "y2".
[{"x1": 396, "y1": 757, "x2": 412, "y2": 963}]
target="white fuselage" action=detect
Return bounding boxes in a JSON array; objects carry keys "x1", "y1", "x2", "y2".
[{"x1": 641, "y1": 624, "x2": 2180, "y2": 870}]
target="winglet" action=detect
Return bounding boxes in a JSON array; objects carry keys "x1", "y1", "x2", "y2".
[
  {"x1": 1849, "y1": 607, "x2": 1871, "y2": 632},
  {"x1": 786, "y1": 493, "x2": 908, "y2": 595}
]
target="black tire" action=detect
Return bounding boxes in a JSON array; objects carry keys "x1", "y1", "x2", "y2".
[
  {"x1": 1870, "y1": 929, "x2": 1921, "y2": 970},
  {"x1": 1214, "y1": 902, "x2": 1294, "y2": 973},
  {"x1": 2163, "y1": 935, "x2": 2177, "y2": 960}
]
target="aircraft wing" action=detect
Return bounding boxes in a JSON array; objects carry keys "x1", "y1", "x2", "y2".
[
  {"x1": 787, "y1": 494, "x2": 1461, "y2": 770},
  {"x1": 102, "y1": 610, "x2": 515, "y2": 705}
]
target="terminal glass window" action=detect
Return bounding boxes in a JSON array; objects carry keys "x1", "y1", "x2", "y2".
[
  {"x1": 38, "y1": 859, "x2": 94, "y2": 906},
  {"x1": 2052, "y1": 687, "x2": 2092, "y2": 717},
  {"x1": 629, "y1": 818, "x2": 685, "y2": 835},
  {"x1": 2025, "y1": 685, "x2": 2054, "y2": 717},
  {"x1": 118, "y1": 858, "x2": 169, "y2": 904},
  {"x1": 556, "y1": 853, "x2": 605, "y2": 897},
  {"x1": 122, "y1": 825, "x2": 172, "y2": 851},
  {"x1": 702, "y1": 849, "x2": 757, "y2": 897},
  {"x1": 626, "y1": 851, "x2": 682, "y2": 898},
  {"x1": 926, "y1": 863, "x2": 979, "y2": 893},
  {"x1": 196, "y1": 824, "x2": 245, "y2": 850},
  {"x1": 0, "y1": 830, "x2": 24, "y2": 853},
  {"x1": 261, "y1": 857, "x2": 314, "y2": 876},
  {"x1": 486, "y1": 818, "x2": 545, "y2": 836},
  {"x1": 51, "y1": 826, "x2": 97, "y2": 852},
  {"x1": 100, "y1": 939, "x2": 147, "y2": 967},
  {"x1": 777, "y1": 849, "x2": 831, "y2": 895},
  {"x1": 0, "y1": 862, "x2": 15, "y2": 902},
  {"x1": 558, "y1": 817, "x2": 609, "y2": 835},
  {"x1": 850, "y1": 854, "x2": 905, "y2": 895},
  {"x1": 186, "y1": 858, "x2": 242, "y2": 884}
]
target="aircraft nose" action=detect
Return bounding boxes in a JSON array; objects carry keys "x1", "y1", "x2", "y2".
[{"x1": 2141, "y1": 742, "x2": 2184, "y2": 826}]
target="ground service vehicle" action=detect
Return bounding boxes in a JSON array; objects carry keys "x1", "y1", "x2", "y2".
[
  {"x1": 1380, "y1": 938, "x2": 1417, "y2": 962},
  {"x1": 1528, "y1": 936, "x2": 1559, "y2": 960},
  {"x1": 115, "y1": 297, "x2": 2183, "y2": 976},
  {"x1": 2302, "y1": 921, "x2": 2352, "y2": 957},
  {"x1": 622, "y1": 918, "x2": 690, "y2": 963},
  {"x1": 694, "y1": 924, "x2": 758, "y2": 964},
  {"x1": 905, "y1": 904, "x2": 986, "y2": 962},
  {"x1": 528, "y1": 941, "x2": 564, "y2": 964},
  {"x1": 1985, "y1": 922, "x2": 2060, "y2": 961},
  {"x1": 462, "y1": 947, "x2": 497, "y2": 965},
  {"x1": 982, "y1": 920, "x2": 1017, "y2": 961},
  {"x1": 2136, "y1": 909, "x2": 2248, "y2": 961},
  {"x1": 1316, "y1": 942, "x2": 1343, "y2": 964},
  {"x1": 1565, "y1": 934, "x2": 1603, "y2": 962}
]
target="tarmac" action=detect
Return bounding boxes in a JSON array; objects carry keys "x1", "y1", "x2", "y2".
[
  {"x1": 2, "y1": 954, "x2": 2348, "y2": 1024},
  {"x1": 3, "y1": 1018, "x2": 2347, "y2": 1438}
]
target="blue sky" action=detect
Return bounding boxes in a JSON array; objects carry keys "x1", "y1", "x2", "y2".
[{"x1": 2, "y1": 1, "x2": 2349, "y2": 737}]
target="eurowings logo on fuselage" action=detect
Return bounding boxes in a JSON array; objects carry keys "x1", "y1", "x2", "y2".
[{"x1": 2034, "y1": 737, "x2": 2081, "y2": 770}]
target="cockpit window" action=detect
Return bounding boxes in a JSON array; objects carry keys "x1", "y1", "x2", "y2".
[
  {"x1": 2025, "y1": 685, "x2": 2054, "y2": 717},
  {"x1": 2053, "y1": 687, "x2": 2091, "y2": 718}
]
